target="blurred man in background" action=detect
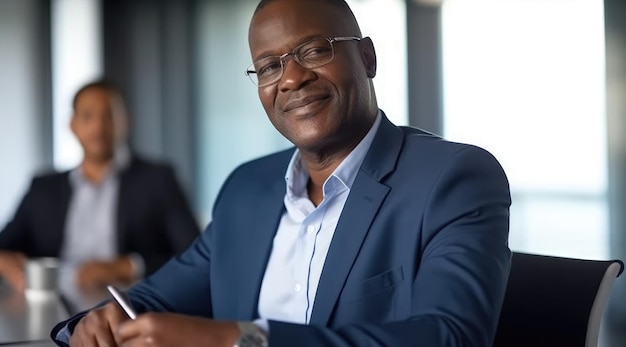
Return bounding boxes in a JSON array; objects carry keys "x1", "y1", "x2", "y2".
[{"x1": 0, "y1": 80, "x2": 199, "y2": 312}]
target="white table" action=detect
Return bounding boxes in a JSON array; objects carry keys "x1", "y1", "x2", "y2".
[{"x1": 0, "y1": 283, "x2": 68, "y2": 345}]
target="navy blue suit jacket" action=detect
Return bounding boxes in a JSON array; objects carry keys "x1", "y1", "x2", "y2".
[
  {"x1": 0, "y1": 156, "x2": 200, "y2": 275},
  {"x1": 53, "y1": 114, "x2": 511, "y2": 347}
]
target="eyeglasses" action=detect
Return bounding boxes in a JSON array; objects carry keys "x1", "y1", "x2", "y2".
[{"x1": 245, "y1": 36, "x2": 361, "y2": 87}]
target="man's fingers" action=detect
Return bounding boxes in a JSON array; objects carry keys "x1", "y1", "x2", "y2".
[
  {"x1": 77, "y1": 261, "x2": 114, "y2": 291},
  {"x1": 93, "y1": 332, "x2": 117, "y2": 347},
  {"x1": 114, "y1": 314, "x2": 149, "y2": 344},
  {"x1": 108, "y1": 305, "x2": 133, "y2": 346},
  {"x1": 0, "y1": 253, "x2": 27, "y2": 292},
  {"x1": 71, "y1": 328, "x2": 116, "y2": 347},
  {"x1": 7, "y1": 271, "x2": 25, "y2": 292},
  {"x1": 70, "y1": 303, "x2": 125, "y2": 347}
]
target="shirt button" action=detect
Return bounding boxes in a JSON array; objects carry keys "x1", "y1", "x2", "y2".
[
  {"x1": 294, "y1": 283, "x2": 302, "y2": 292},
  {"x1": 306, "y1": 225, "x2": 316, "y2": 233}
]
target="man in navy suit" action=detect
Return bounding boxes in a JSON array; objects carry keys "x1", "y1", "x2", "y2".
[
  {"x1": 0, "y1": 80, "x2": 199, "y2": 312},
  {"x1": 55, "y1": 0, "x2": 511, "y2": 346}
]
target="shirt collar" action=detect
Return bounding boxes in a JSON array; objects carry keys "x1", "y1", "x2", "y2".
[
  {"x1": 69, "y1": 144, "x2": 131, "y2": 187},
  {"x1": 284, "y1": 111, "x2": 382, "y2": 200}
]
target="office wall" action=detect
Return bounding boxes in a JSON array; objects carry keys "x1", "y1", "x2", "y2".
[
  {"x1": 101, "y1": 0, "x2": 198, "y2": 219},
  {"x1": 406, "y1": 1, "x2": 442, "y2": 134},
  {"x1": 0, "y1": 0, "x2": 52, "y2": 227},
  {"x1": 195, "y1": 0, "x2": 292, "y2": 224}
]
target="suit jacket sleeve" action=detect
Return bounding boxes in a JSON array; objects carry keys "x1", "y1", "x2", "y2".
[
  {"x1": 142, "y1": 166, "x2": 200, "y2": 274},
  {"x1": 0, "y1": 178, "x2": 36, "y2": 252}
]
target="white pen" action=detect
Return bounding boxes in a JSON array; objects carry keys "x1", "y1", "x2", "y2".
[{"x1": 106, "y1": 285, "x2": 137, "y2": 320}]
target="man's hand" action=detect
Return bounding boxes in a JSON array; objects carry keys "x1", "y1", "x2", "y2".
[
  {"x1": 70, "y1": 301, "x2": 128, "y2": 347},
  {"x1": 76, "y1": 256, "x2": 134, "y2": 292},
  {"x1": 115, "y1": 313, "x2": 239, "y2": 347},
  {"x1": 0, "y1": 251, "x2": 27, "y2": 292}
]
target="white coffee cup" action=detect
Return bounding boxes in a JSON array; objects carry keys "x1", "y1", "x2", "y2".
[{"x1": 24, "y1": 257, "x2": 59, "y2": 292}]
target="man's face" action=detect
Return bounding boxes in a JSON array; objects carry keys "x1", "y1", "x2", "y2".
[
  {"x1": 71, "y1": 87, "x2": 127, "y2": 163},
  {"x1": 248, "y1": 0, "x2": 376, "y2": 153}
]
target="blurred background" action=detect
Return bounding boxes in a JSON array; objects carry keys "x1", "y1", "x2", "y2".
[{"x1": 0, "y1": 0, "x2": 624, "y2": 344}]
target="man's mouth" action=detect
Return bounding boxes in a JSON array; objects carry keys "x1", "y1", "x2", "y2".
[{"x1": 282, "y1": 94, "x2": 330, "y2": 113}]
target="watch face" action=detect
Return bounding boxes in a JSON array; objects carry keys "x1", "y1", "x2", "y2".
[{"x1": 239, "y1": 333, "x2": 268, "y2": 347}]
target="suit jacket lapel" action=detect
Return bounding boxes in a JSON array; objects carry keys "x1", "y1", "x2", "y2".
[
  {"x1": 237, "y1": 157, "x2": 290, "y2": 320},
  {"x1": 50, "y1": 174, "x2": 72, "y2": 255},
  {"x1": 116, "y1": 161, "x2": 135, "y2": 252},
  {"x1": 310, "y1": 114, "x2": 404, "y2": 325}
]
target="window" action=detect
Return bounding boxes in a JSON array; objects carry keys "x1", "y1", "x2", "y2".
[
  {"x1": 442, "y1": 0, "x2": 608, "y2": 259},
  {"x1": 347, "y1": 0, "x2": 408, "y2": 126},
  {"x1": 52, "y1": 0, "x2": 102, "y2": 170}
]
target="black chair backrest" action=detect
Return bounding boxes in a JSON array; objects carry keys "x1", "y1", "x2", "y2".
[{"x1": 493, "y1": 252, "x2": 624, "y2": 347}]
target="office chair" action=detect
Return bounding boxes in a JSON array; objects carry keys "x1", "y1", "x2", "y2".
[{"x1": 493, "y1": 252, "x2": 624, "y2": 347}]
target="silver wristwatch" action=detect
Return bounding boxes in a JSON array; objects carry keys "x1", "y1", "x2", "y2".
[{"x1": 234, "y1": 322, "x2": 268, "y2": 347}]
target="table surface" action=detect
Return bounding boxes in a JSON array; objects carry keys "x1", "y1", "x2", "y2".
[
  {"x1": 0, "y1": 283, "x2": 69, "y2": 345},
  {"x1": 1, "y1": 341, "x2": 59, "y2": 347}
]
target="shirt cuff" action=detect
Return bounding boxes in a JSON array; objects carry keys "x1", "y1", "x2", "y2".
[
  {"x1": 54, "y1": 324, "x2": 71, "y2": 346},
  {"x1": 253, "y1": 318, "x2": 270, "y2": 335},
  {"x1": 51, "y1": 311, "x2": 89, "y2": 347}
]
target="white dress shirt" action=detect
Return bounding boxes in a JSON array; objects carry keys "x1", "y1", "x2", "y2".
[
  {"x1": 257, "y1": 112, "x2": 382, "y2": 326},
  {"x1": 58, "y1": 146, "x2": 139, "y2": 311}
]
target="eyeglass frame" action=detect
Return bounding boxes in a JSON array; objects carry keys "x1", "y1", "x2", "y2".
[{"x1": 245, "y1": 36, "x2": 362, "y2": 87}]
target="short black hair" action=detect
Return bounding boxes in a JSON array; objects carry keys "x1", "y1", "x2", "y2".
[
  {"x1": 255, "y1": 0, "x2": 352, "y2": 14},
  {"x1": 72, "y1": 79, "x2": 124, "y2": 111},
  {"x1": 253, "y1": 0, "x2": 361, "y2": 36}
]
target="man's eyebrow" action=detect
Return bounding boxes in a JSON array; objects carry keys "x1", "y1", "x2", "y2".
[{"x1": 252, "y1": 34, "x2": 328, "y2": 61}]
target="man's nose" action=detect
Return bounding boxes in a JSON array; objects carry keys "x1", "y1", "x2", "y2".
[
  {"x1": 91, "y1": 115, "x2": 113, "y2": 134},
  {"x1": 278, "y1": 56, "x2": 316, "y2": 91}
]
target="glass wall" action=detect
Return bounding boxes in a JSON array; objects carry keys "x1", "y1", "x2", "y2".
[
  {"x1": 194, "y1": 1, "x2": 289, "y2": 225},
  {"x1": 442, "y1": 0, "x2": 608, "y2": 259}
]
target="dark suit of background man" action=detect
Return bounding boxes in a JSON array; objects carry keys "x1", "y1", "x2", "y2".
[
  {"x1": 55, "y1": 0, "x2": 512, "y2": 346},
  {"x1": 0, "y1": 80, "x2": 199, "y2": 312}
]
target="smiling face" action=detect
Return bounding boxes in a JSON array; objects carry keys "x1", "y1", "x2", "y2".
[{"x1": 249, "y1": 0, "x2": 378, "y2": 155}]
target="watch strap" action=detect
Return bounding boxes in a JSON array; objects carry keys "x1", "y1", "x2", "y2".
[{"x1": 234, "y1": 321, "x2": 268, "y2": 347}]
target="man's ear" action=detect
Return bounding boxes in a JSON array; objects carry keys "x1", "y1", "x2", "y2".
[
  {"x1": 115, "y1": 111, "x2": 130, "y2": 143},
  {"x1": 360, "y1": 37, "x2": 377, "y2": 78},
  {"x1": 69, "y1": 114, "x2": 78, "y2": 137}
]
